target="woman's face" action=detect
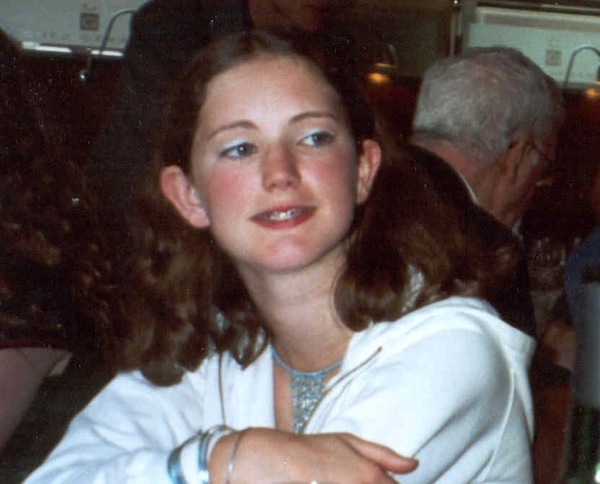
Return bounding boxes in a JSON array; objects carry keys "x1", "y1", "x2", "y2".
[{"x1": 164, "y1": 55, "x2": 380, "y2": 277}]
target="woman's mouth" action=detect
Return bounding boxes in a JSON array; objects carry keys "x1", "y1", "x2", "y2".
[
  {"x1": 262, "y1": 207, "x2": 305, "y2": 221},
  {"x1": 252, "y1": 206, "x2": 316, "y2": 227}
]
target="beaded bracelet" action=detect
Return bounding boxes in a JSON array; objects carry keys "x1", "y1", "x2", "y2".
[{"x1": 167, "y1": 425, "x2": 233, "y2": 484}]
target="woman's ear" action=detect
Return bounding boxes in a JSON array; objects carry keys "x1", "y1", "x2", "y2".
[
  {"x1": 160, "y1": 166, "x2": 210, "y2": 228},
  {"x1": 356, "y1": 139, "x2": 382, "y2": 204}
]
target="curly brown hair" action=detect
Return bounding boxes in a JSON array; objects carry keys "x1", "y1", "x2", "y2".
[
  {"x1": 117, "y1": 31, "x2": 517, "y2": 385},
  {"x1": 0, "y1": 30, "x2": 114, "y2": 357}
]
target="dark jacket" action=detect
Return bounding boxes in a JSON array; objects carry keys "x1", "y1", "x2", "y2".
[
  {"x1": 88, "y1": 0, "x2": 249, "y2": 230},
  {"x1": 407, "y1": 144, "x2": 536, "y2": 337}
]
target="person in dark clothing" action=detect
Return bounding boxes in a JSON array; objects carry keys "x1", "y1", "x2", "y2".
[
  {"x1": 409, "y1": 47, "x2": 565, "y2": 337},
  {"x1": 88, "y1": 0, "x2": 358, "y2": 255},
  {"x1": 404, "y1": 143, "x2": 534, "y2": 336}
]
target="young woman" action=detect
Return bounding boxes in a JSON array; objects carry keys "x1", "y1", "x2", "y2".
[{"x1": 27, "y1": 31, "x2": 535, "y2": 483}]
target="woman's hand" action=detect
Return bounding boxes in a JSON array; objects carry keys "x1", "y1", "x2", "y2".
[{"x1": 210, "y1": 428, "x2": 418, "y2": 483}]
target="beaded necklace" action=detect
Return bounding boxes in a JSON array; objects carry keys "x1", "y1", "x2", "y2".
[{"x1": 272, "y1": 346, "x2": 344, "y2": 433}]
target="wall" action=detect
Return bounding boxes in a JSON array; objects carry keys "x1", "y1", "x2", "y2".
[{"x1": 336, "y1": 0, "x2": 457, "y2": 78}]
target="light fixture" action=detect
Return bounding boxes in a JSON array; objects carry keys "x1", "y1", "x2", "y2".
[
  {"x1": 562, "y1": 45, "x2": 600, "y2": 90},
  {"x1": 79, "y1": 8, "x2": 137, "y2": 82},
  {"x1": 21, "y1": 42, "x2": 73, "y2": 55},
  {"x1": 366, "y1": 44, "x2": 399, "y2": 85}
]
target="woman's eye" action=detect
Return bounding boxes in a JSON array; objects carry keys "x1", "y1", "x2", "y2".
[
  {"x1": 220, "y1": 141, "x2": 256, "y2": 158},
  {"x1": 300, "y1": 130, "x2": 335, "y2": 147}
]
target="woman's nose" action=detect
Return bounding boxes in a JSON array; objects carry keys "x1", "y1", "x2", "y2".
[{"x1": 262, "y1": 145, "x2": 301, "y2": 190}]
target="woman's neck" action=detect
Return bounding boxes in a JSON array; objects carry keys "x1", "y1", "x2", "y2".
[
  {"x1": 269, "y1": 303, "x2": 352, "y2": 372},
  {"x1": 237, "y1": 255, "x2": 352, "y2": 371}
]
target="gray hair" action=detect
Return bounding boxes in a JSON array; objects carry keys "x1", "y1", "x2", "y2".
[{"x1": 412, "y1": 47, "x2": 564, "y2": 164}]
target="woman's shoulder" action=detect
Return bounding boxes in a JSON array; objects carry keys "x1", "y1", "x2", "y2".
[
  {"x1": 351, "y1": 296, "x2": 535, "y2": 362},
  {"x1": 401, "y1": 296, "x2": 533, "y2": 342},
  {"x1": 374, "y1": 295, "x2": 501, "y2": 335},
  {"x1": 80, "y1": 357, "x2": 218, "y2": 423}
]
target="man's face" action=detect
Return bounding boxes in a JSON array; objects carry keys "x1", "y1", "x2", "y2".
[
  {"x1": 264, "y1": 0, "x2": 333, "y2": 33},
  {"x1": 491, "y1": 131, "x2": 557, "y2": 229}
]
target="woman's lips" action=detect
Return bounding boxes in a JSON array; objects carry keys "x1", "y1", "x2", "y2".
[{"x1": 251, "y1": 206, "x2": 316, "y2": 229}]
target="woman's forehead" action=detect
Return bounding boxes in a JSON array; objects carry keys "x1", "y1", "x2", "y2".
[
  {"x1": 206, "y1": 54, "x2": 332, "y2": 97},
  {"x1": 198, "y1": 55, "x2": 342, "y2": 123}
]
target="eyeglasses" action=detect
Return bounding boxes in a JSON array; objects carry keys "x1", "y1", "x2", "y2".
[
  {"x1": 533, "y1": 144, "x2": 556, "y2": 167},
  {"x1": 533, "y1": 144, "x2": 556, "y2": 188}
]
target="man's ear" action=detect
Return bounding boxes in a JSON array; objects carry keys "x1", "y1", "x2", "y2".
[
  {"x1": 502, "y1": 136, "x2": 535, "y2": 182},
  {"x1": 356, "y1": 139, "x2": 382, "y2": 204},
  {"x1": 160, "y1": 166, "x2": 210, "y2": 228}
]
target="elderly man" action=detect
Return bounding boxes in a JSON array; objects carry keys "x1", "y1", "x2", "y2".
[{"x1": 409, "y1": 47, "x2": 564, "y2": 336}]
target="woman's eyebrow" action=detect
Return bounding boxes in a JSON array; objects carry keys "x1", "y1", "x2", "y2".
[
  {"x1": 207, "y1": 111, "x2": 339, "y2": 140},
  {"x1": 207, "y1": 120, "x2": 257, "y2": 140},
  {"x1": 290, "y1": 111, "x2": 339, "y2": 125}
]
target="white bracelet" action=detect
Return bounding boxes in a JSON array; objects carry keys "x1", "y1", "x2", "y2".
[{"x1": 198, "y1": 425, "x2": 234, "y2": 484}]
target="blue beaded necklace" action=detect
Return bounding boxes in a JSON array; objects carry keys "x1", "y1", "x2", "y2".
[{"x1": 272, "y1": 346, "x2": 344, "y2": 433}]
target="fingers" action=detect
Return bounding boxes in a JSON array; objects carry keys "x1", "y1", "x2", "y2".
[{"x1": 340, "y1": 433, "x2": 419, "y2": 474}]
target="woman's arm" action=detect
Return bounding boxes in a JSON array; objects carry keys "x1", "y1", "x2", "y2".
[
  {"x1": 306, "y1": 311, "x2": 534, "y2": 483},
  {"x1": 0, "y1": 347, "x2": 71, "y2": 451},
  {"x1": 209, "y1": 428, "x2": 417, "y2": 483},
  {"x1": 26, "y1": 305, "x2": 522, "y2": 482},
  {"x1": 24, "y1": 367, "x2": 417, "y2": 483}
]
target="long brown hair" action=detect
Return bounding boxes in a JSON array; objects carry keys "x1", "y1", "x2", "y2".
[
  {"x1": 117, "y1": 31, "x2": 516, "y2": 385},
  {"x1": 337, "y1": 150, "x2": 517, "y2": 329}
]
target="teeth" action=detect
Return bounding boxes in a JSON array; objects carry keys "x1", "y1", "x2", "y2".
[{"x1": 266, "y1": 208, "x2": 302, "y2": 221}]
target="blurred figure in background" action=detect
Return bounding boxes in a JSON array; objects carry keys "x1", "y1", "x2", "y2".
[
  {"x1": 409, "y1": 46, "x2": 567, "y2": 484},
  {"x1": 538, "y1": 161, "x2": 600, "y2": 374},
  {"x1": 409, "y1": 46, "x2": 564, "y2": 338},
  {"x1": 564, "y1": 161, "x2": 600, "y2": 325},
  {"x1": 0, "y1": 29, "x2": 113, "y2": 454}
]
